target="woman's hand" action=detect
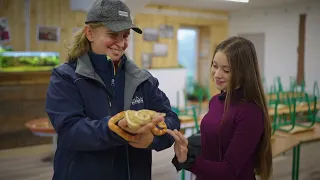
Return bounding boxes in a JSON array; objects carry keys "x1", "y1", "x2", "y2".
[
  {"x1": 129, "y1": 130, "x2": 154, "y2": 148},
  {"x1": 117, "y1": 116, "x2": 164, "y2": 134},
  {"x1": 167, "y1": 129, "x2": 188, "y2": 163},
  {"x1": 118, "y1": 116, "x2": 164, "y2": 148}
]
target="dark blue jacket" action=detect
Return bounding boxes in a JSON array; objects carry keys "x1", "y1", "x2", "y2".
[{"x1": 45, "y1": 53, "x2": 180, "y2": 180}]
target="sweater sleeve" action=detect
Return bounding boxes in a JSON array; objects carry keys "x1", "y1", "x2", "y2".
[{"x1": 189, "y1": 106, "x2": 264, "y2": 179}]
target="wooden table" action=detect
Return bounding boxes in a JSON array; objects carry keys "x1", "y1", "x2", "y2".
[
  {"x1": 266, "y1": 92, "x2": 304, "y2": 101},
  {"x1": 287, "y1": 123, "x2": 320, "y2": 143},
  {"x1": 268, "y1": 103, "x2": 320, "y2": 116},
  {"x1": 25, "y1": 118, "x2": 57, "y2": 162},
  {"x1": 274, "y1": 123, "x2": 320, "y2": 180},
  {"x1": 271, "y1": 133, "x2": 301, "y2": 180},
  {"x1": 272, "y1": 134, "x2": 300, "y2": 157}
]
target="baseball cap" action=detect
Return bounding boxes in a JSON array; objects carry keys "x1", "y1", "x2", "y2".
[{"x1": 85, "y1": 0, "x2": 142, "y2": 34}]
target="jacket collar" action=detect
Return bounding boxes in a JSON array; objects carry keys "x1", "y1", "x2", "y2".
[
  {"x1": 75, "y1": 53, "x2": 151, "y2": 110},
  {"x1": 75, "y1": 53, "x2": 150, "y2": 80}
]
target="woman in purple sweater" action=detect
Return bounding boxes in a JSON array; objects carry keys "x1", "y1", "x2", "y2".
[{"x1": 168, "y1": 36, "x2": 273, "y2": 180}]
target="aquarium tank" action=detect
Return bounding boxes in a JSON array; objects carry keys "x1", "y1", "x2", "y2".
[{"x1": 0, "y1": 46, "x2": 60, "y2": 72}]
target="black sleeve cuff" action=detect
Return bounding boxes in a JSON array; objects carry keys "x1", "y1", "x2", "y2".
[
  {"x1": 171, "y1": 133, "x2": 202, "y2": 172},
  {"x1": 171, "y1": 155, "x2": 197, "y2": 172}
]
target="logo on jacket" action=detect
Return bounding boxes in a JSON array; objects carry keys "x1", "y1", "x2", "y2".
[{"x1": 131, "y1": 96, "x2": 144, "y2": 105}]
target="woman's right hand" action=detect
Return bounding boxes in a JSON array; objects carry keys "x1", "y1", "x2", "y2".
[{"x1": 167, "y1": 129, "x2": 188, "y2": 163}]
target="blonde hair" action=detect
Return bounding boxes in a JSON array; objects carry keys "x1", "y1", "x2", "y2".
[{"x1": 67, "y1": 22, "x2": 104, "y2": 61}]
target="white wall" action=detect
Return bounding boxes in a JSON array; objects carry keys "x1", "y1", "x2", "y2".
[
  {"x1": 148, "y1": 68, "x2": 187, "y2": 108},
  {"x1": 229, "y1": 0, "x2": 320, "y2": 93}
]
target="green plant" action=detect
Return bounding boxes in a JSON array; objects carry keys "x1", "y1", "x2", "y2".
[{"x1": 186, "y1": 82, "x2": 208, "y2": 101}]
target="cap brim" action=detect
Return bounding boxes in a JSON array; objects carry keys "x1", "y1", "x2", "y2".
[{"x1": 102, "y1": 21, "x2": 142, "y2": 34}]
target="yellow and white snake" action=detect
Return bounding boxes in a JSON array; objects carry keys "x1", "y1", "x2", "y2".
[{"x1": 108, "y1": 109, "x2": 167, "y2": 142}]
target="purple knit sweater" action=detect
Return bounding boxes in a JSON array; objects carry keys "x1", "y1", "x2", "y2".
[{"x1": 190, "y1": 90, "x2": 264, "y2": 180}]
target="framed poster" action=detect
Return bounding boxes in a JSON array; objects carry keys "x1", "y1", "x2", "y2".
[
  {"x1": 37, "y1": 25, "x2": 60, "y2": 42},
  {"x1": 0, "y1": 17, "x2": 11, "y2": 42}
]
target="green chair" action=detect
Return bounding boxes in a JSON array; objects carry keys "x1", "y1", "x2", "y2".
[{"x1": 275, "y1": 93, "x2": 317, "y2": 133}]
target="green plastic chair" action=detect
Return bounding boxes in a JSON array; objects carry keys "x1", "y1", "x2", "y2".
[{"x1": 275, "y1": 93, "x2": 317, "y2": 133}]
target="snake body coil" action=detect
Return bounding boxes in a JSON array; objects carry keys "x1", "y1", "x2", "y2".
[{"x1": 108, "y1": 109, "x2": 167, "y2": 142}]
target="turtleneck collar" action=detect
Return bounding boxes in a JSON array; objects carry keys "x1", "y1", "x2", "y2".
[{"x1": 218, "y1": 88, "x2": 244, "y2": 101}]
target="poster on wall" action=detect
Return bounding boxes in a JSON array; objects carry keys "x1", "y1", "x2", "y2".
[
  {"x1": 0, "y1": 17, "x2": 11, "y2": 42},
  {"x1": 143, "y1": 28, "x2": 159, "y2": 42},
  {"x1": 37, "y1": 25, "x2": 60, "y2": 42},
  {"x1": 153, "y1": 43, "x2": 168, "y2": 57},
  {"x1": 159, "y1": 24, "x2": 174, "y2": 38},
  {"x1": 141, "y1": 53, "x2": 153, "y2": 69}
]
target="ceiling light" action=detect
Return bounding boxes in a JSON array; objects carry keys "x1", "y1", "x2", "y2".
[{"x1": 225, "y1": 0, "x2": 249, "y2": 3}]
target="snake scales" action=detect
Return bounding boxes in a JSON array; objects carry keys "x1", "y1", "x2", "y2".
[{"x1": 108, "y1": 109, "x2": 167, "y2": 142}]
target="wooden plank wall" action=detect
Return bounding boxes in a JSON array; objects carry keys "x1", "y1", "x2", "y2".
[
  {"x1": 29, "y1": 0, "x2": 87, "y2": 62},
  {"x1": 0, "y1": 0, "x2": 87, "y2": 149},
  {"x1": 209, "y1": 25, "x2": 229, "y2": 96},
  {"x1": 134, "y1": 5, "x2": 229, "y2": 69},
  {"x1": 1, "y1": 1, "x2": 229, "y2": 71},
  {"x1": 0, "y1": 0, "x2": 87, "y2": 61},
  {"x1": 0, "y1": 0, "x2": 26, "y2": 51},
  {"x1": 198, "y1": 26, "x2": 211, "y2": 86},
  {"x1": 134, "y1": 5, "x2": 228, "y2": 96}
]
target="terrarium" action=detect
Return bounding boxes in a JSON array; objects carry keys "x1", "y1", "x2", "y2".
[{"x1": 0, "y1": 46, "x2": 60, "y2": 72}]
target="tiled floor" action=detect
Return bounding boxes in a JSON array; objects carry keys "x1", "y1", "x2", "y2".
[{"x1": 1, "y1": 141, "x2": 320, "y2": 180}]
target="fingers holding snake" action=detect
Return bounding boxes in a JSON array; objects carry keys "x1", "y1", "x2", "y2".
[{"x1": 108, "y1": 109, "x2": 168, "y2": 142}]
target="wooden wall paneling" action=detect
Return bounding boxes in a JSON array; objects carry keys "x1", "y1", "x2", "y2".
[
  {"x1": 28, "y1": 0, "x2": 87, "y2": 62},
  {"x1": 0, "y1": 0, "x2": 89, "y2": 149},
  {"x1": 0, "y1": 0, "x2": 26, "y2": 51},
  {"x1": 134, "y1": 6, "x2": 229, "y2": 69},
  {"x1": 208, "y1": 23, "x2": 229, "y2": 96},
  {"x1": 134, "y1": 14, "x2": 178, "y2": 68},
  {"x1": 198, "y1": 26, "x2": 211, "y2": 86}
]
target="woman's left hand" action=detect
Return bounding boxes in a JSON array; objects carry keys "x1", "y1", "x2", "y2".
[{"x1": 167, "y1": 129, "x2": 188, "y2": 163}]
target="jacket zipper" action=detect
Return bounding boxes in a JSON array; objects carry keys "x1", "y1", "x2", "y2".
[
  {"x1": 111, "y1": 61, "x2": 131, "y2": 180},
  {"x1": 78, "y1": 76, "x2": 113, "y2": 114},
  {"x1": 111, "y1": 62, "x2": 116, "y2": 115}
]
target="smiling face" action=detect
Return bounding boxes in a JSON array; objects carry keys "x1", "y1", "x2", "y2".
[
  {"x1": 211, "y1": 51, "x2": 230, "y2": 91},
  {"x1": 85, "y1": 25, "x2": 130, "y2": 61}
]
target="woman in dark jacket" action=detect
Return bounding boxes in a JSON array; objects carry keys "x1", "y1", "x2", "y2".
[{"x1": 45, "y1": 0, "x2": 180, "y2": 180}]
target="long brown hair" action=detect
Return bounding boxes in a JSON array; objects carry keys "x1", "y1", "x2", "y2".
[
  {"x1": 213, "y1": 36, "x2": 272, "y2": 180},
  {"x1": 66, "y1": 22, "x2": 104, "y2": 61}
]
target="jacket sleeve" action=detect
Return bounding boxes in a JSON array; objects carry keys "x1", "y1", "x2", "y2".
[
  {"x1": 46, "y1": 67, "x2": 127, "y2": 151},
  {"x1": 146, "y1": 77, "x2": 181, "y2": 151},
  {"x1": 189, "y1": 108, "x2": 264, "y2": 179}
]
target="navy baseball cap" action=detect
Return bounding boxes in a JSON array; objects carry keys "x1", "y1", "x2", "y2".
[{"x1": 85, "y1": 0, "x2": 142, "y2": 34}]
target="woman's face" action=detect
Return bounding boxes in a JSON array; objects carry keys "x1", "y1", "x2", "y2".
[
  {"x1": 85, "y1": 26, "x2": 130, "y2": 61},
  {"x1": 211, "y1": 51, "x2": 230, "y2": 91}
]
